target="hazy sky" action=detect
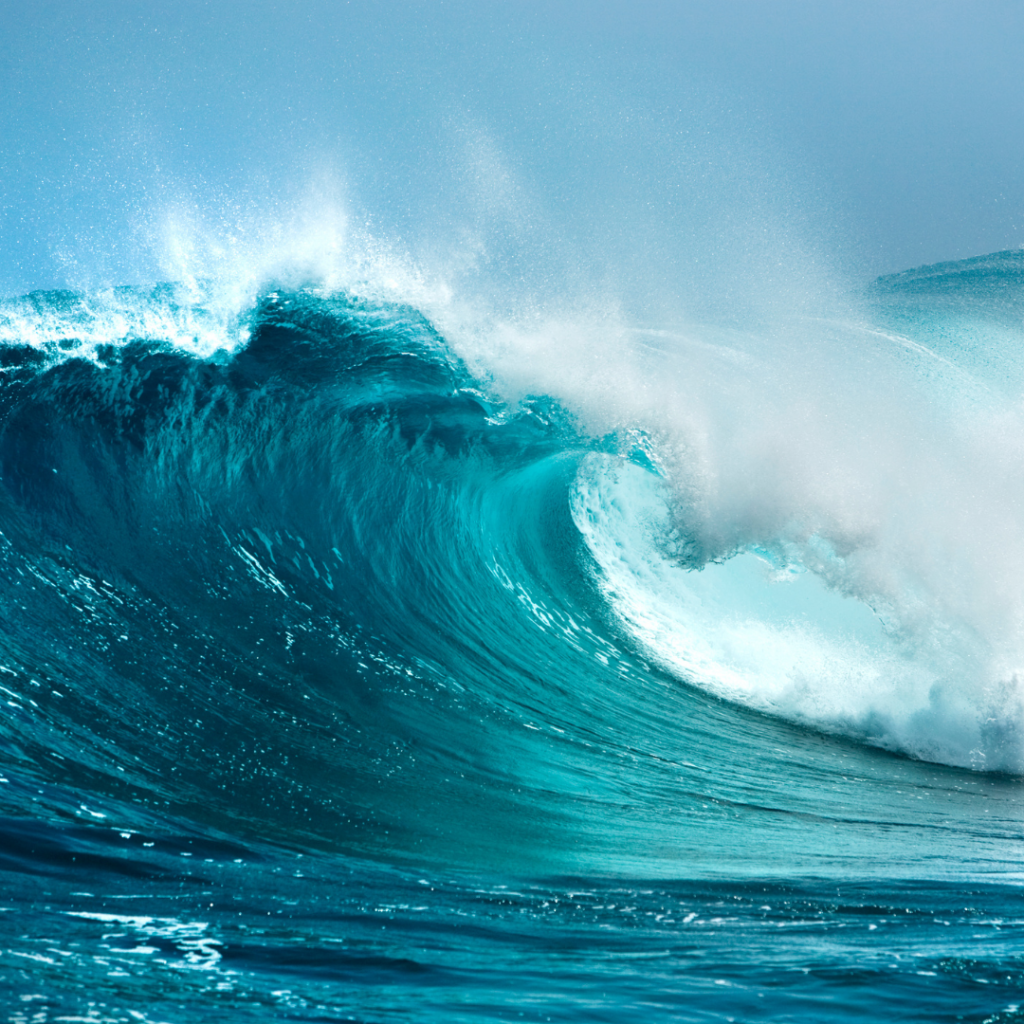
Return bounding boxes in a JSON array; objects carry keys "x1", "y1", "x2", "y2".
[{"x1": 1, "y1": 0, "x2": 1022, "y2": 299}]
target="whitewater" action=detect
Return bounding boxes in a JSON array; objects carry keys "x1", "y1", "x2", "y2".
[{"x1": 0, "y1": 217, "x2": 1023, "y2": 1020}]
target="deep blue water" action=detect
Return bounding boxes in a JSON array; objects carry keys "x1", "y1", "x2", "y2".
[{"x1": 1, "y1": 254, "x2": 1023, "y2": 1021}]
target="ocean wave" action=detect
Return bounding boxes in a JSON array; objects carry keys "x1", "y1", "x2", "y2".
[{"x1": 1, "y1": 259, "x2": 1023, "y2": 880}]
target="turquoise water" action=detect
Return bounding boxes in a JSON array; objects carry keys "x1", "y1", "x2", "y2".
[{"x1": 0, "y1": 255, "x2": 1023, "y2": 1020}]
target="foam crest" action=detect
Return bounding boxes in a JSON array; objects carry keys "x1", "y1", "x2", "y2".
[
  {"x1": 0, "y1": 284, "x2": 252, "y2": 364},
  {"x1": 554, "y1": 289, "x2": 1024, "y2": 772},
  {"x1": 0, "y1": 181, "x2": 461, "y2": 366}
]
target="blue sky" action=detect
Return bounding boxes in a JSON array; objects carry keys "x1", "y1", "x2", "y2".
[{"x1": 1, "y1": 0, "x2": 1021, "y2": 298}]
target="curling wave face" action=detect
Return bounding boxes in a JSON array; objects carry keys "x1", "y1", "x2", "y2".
[{"x1": 0, "y1": 256, "x2": 1023, "y2": 885}]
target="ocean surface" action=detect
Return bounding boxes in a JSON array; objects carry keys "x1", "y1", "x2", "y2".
[{"x1": 1, "y1": 251, "x2": 1023, "y2": 1021}]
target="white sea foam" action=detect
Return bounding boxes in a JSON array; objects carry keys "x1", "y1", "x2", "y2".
[{"x1": 549, "y1": 306, "x2": 1024, "y2": 772}]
